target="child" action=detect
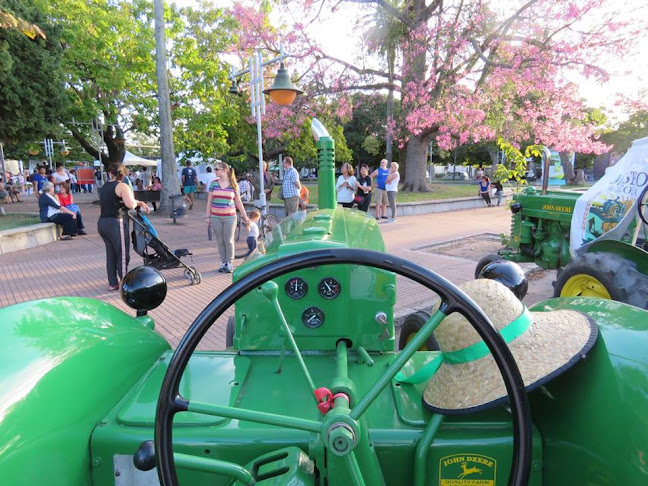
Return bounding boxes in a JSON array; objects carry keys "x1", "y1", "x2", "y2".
[
  {"x1": 57, "y1": 182, "x2": 87, "y2": 235},
  {"x1": 246, "y1": 210, "x2": 261, "y2": 256}
]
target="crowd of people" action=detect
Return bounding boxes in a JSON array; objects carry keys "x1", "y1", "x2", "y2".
[{"x1": 7, "y1": 156, "x2": 506, "y2": 291}]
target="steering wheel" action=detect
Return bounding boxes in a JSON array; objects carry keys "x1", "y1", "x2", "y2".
[
  {"x1": 155, "y1": 248, "x2": 532, "y2": 486},
  {"x1": 638, "y1": 184, "x2": 648, "y2": 226}
]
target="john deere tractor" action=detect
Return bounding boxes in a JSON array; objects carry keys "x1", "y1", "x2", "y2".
[
  {"x1": 475, "y1": 151, "x2": 648, "y2": 309},
  {"x1": 1, "y1": 120, "x2": 647, "y2": 486}
]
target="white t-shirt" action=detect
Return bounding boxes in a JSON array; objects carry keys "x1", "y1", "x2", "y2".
[
  {"x1": 386, "y1": 172, "x2": 400, "y2": 192},
  {"x1": 51, "y1": 171, "x2": 69, "y2": 192},
  {"x1": 336, "y1": 175, "x2": 357, "y2": 203},
  {"x1": 200, "y1": 172, "x2": 216, "y2": 188},
  {"x1": 248, "y1": 221, "x2": 259, "y2": 239}
]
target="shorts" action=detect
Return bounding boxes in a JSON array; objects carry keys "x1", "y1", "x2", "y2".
[
  {"x1": 184, "y1": 185, "x2": 196, "y2": 194},
  {"x1": 374, "y1": 188, "x2": 389, "y2": 205}
]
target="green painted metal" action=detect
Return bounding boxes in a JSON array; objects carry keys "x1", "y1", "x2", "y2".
[
  {"x1": 504, "y1": 186, "x2": 645, "y2": 271},
  {"x1": 232, "y1": 208, "x2": 395, "y2": 353},
  {"x1": 317, "y1": 136, "x2": 336, "y2": 210},
  {"x1": 0, "y1": 298, "x2": 169, "y2": 486},
  {"x1": 175, "y1": 452, "x2": 254, "y2": 484},
  {"x1": 89, "y1": 350, "x2": 545, "y2": 485},
  {"x1": 506, "y1": 188, "x2": 576, "y2": 269},
  {"x1": 237, "y1": 447, "x2": 315, "y2": 485},
  {"x1": 529, "y1": 297, "x2": 648, "y2": 485},
  {"x1": 414, "y1": 414, "x2": 445, "y2": 486},
  {"x1": 351, "y1": 309, "x2": 445, "y2": 420}
]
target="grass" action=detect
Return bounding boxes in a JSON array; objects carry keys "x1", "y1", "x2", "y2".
[
  {"x1": 301, "y1": 182, "x2": 480, "y2": 206},
  {"x1": 0, "y1": 213, "x2": 41, "y2": 231}
]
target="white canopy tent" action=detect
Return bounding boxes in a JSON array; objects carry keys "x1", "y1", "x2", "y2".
[{"x1": 122, "y1": 150, "x2": 158, "y2": 167}]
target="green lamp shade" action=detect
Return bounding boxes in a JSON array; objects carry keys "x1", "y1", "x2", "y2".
[{"x1": 263, "y1": 63, "x2": 303, "y2": 106}]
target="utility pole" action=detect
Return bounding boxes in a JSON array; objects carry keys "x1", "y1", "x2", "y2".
[{"x1": 154, "y1": 0, "x2": 179, "y2": 212}]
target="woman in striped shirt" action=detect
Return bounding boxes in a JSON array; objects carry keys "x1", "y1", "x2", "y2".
[{"x1": 205, "y1": 161, "x2": 250, "y2": 273}]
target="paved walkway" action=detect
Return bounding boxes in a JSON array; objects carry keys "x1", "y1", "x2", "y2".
[{"x1": 0, "y1": 192, "x2": 554, "y2": 349}]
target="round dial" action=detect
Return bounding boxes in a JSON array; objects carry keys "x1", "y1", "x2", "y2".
[
  {"x1": 285, "y1": 277, "x2": 308, "y2": 299},
  {"x1": 318, "y1": 277, "x2": 341, "y2": 299},
  {"x1": 302, "y1": 307, "x2": 325, "y2": 328}
]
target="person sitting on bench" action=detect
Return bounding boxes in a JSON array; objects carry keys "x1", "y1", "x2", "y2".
[{"x1": 39, "y1": 181, "x2": 78, "y2": 240}]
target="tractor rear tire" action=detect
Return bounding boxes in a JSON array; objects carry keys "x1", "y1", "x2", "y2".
[
  {"x1": 225, "y1": 316, "x2": 235, "y2": 348},
  {"x1": 475, "y1": 254, "x2": 504, "y2": 279},
  {"x1": 398, "y1": 311, "x2": 440, "y2": 351},
  {"x1": 553, "y1": 252, "x2": 648, "y2": 309}
]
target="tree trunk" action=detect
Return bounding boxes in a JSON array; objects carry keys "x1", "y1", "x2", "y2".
[
  {"x1": 104, "y1": 124, "x2": 126, "y2": 164},
  {"x1": 154, "y1": 0, "x2": 180, "y2": 213},
  {"x1": 400, "y1": 0, "x2": 430, "y2": 191},
  {"x1": 559, "y1": 151, "x2": 576, "y2": 184},
  {"x1": 402, "y1": 135, "x2": 431, "y2": 192},
  {"x1": 487, "y1": 145, "x2": 499, "y2": 179},
  {"x1": 574, "y1": 168, "x2": 586, "y2": 185}
]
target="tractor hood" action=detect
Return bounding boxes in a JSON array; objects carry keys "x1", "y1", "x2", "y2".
[{"x1": 0, "y1": 298, "x2": 169, "y2": 485}]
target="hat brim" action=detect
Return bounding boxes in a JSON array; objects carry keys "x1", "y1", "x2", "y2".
[{"x1": 423, "y1": 310, "x2": 598, "y2": 415}]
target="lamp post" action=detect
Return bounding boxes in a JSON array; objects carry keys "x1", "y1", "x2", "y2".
[
  {"x1": 42, "y1": 138, "x2": 69, "y2": 168},
  {"x1": 229, "y1": 44, "x2": 302, "y2": 214}
]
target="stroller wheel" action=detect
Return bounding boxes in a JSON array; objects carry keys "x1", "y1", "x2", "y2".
[{"x1": 185, "y1": 267, "x2": 201, "y2": 285}]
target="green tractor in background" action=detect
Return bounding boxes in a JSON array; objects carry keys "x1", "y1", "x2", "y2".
[
  {"x1": 1, "y1": 120, "x2": 647, "y2": 486},
  {"x1": 476, "y1": 141, "x2": 648, "y2": 309}
]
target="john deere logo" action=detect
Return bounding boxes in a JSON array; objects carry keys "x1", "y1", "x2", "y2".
[{"x1": 439, "y1": 454, "x2": 496, "y2": 485}]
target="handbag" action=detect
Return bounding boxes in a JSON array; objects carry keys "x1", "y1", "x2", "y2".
[
  {"x1": 278, "y1": 184, "x2": 285, "y2": 200},
  {"x1": 353, "y1": 194, "x2": 364, "y2": 205}
]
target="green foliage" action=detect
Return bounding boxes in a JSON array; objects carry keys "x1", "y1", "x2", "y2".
[
  {"x1": 169, "y1": 3, "x2": 238, "y2": 159},
  {"x1": 493, "y1": 139, "x2": 543, "y2": 185},
  {"x1": 600, "y1": 109, "x2": 648, "y2": 153},
  {"x1": 343, "y1": 93, "x2": 400, "y2": 166},
  {"x1": 0, "y1": 0, "x2": 67, "y2": 145},
  {"x1": 362, "y1": 135, "x2": 382, "y2": 156},
  {"x1": 284, "y1": 120, "x2": 351, "y2": 168}
]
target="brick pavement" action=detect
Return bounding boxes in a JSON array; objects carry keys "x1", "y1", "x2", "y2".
[{"x1": 0, "y1": 192, "x2": 554, "y2": 349}]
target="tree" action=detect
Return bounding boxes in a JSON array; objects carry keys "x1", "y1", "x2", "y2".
[
  {"x1": 269, "y1": 0, "x2": 646, "y2": 191},
  {"x1": 42, "y1": 0, "x2": 235, "y2": 169},
  {"x1": 0, "y1": 0, "x2": 67, "y2": 145},
  {"x1": 600, "y1": 109, "x2": 648, "y2": 153}
]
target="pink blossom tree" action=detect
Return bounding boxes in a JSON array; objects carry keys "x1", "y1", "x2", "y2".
[{"x1": 234, "y1": 0, "x2": 646, "y2": 191}]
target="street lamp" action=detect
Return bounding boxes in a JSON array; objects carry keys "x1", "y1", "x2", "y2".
[{"x1": 229, "y1": 44, "x2": 302, "y2": 214}]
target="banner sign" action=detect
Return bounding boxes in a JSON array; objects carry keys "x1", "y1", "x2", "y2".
[
  {"x1": 547, "y1": 149, "x2": 566, "y2": 186},
  {"x1": 570, "y1": 137, "x2": 648, "y2": 256}
]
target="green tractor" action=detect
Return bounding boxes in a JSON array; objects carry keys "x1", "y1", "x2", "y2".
[
  {"x1": 476, "y1": 144, "x2": 648, "y2": 309},
  {"x1": 1, "y1": 121, "x2": 647, "y2": 486}
]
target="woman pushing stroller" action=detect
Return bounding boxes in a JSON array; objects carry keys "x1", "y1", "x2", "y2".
[{"x1": 98, "y1": 163, "x2": 151, "y2": 291}]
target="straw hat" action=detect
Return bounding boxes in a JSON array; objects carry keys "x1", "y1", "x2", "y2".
[{"x1": 419, "y1": 279, "x2": 598, "y2": 414}]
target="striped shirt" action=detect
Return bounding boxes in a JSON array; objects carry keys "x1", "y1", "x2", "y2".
[
  {"x1": 283, "y1": 167, "x2": 300, "y2": 198},
  {"x1": 209, "y1": 181, "x2": 237, "y2": 217}
]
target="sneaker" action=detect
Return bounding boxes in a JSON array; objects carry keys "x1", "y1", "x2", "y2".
[
  {"x1": 381, "y1": 216, "x2": 388, "y2": 219},
  {"x1": 78, "y1": 230, "x2": 87, "y2": 235},
  {"x1": 387, "y1": 218, "x2": 397, "y2": 223},
  {"x1": 108, "y1": 284, "x2": 119, "y2": 291},
  {"x1": 224, "y1": 263, "x2": 233, "y2": 273},
  {"x1": 218, "y1": 262, "x2": 227, "y2": 273}
]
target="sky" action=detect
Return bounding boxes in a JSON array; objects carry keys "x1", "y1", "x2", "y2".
[{"x1": 170, "y1": 0, "x2": 647, "y2": 124}]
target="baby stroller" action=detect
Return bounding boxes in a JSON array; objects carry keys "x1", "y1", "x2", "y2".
[{"x1": 129, "y1": 211, "x2": 202, "y2": 285}]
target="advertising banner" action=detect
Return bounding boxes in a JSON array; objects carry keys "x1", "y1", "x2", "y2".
[
  {"x1": 570, "y1": 137, "x2": 648, "y2": 256},
  {"x1": 547, "y1": 149, "x2": 566, "y2": 186}
]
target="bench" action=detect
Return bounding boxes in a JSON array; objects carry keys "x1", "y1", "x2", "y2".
[{"x1": 134, "y1": 190, "x2": 161, "y2": 203}]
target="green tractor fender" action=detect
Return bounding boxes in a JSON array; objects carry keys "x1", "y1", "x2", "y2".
[{"x1": 0, "y1": 298, "x2": 170, "y2": 485}]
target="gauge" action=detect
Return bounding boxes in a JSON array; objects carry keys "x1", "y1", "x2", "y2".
[
  {"x1": 302, "y1": 307, "x2": 325, "y2": 328},
  {"x1": 285, "y1": 277, "x2": 308, "y2": 299},
  {"x1": 318, "y1": 277, "x2": 341, "y2": 299}
]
